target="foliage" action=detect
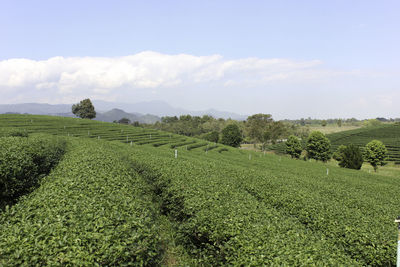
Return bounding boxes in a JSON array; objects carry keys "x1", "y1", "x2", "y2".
[
  {"x1": 0, "y1": 128, "x2": 28, "y2": 137},
  {"x1": 202, "y1": 131, "x2": 219, "y2": 143},
  {"x1": 0, "y1": 139, "x2": 161, "y2": 266},
  {"x1": 306, "y1": 131, "x2": 331, "y2": 162},
  {"x1": 321, "y1": 120, "x2": 327, "y2": 127},
  {"x1": 332, "y1": 144, "x2": 347, "y2": 162},
  {"x1": 118, "y1": 117, "x2": 131, "y2": 124},
  {"x1": 364, "y1": 140, "x2": 388, "y2": 171},
  {"x1": 221, "y1": 124, "x2": 242, "y2": 147},
  {"x1": 0, "y1": 134, "x2": 66, "y2": 208},
  {"x1": 337, "y1": 144, "x2": 364, "y2": 170},
  {"x1": 328, "y1": 124, "x2": 400, "y2": 164},
  {"x1": 245, "y1": 113, "x2": 273, "y2": 144},
  {"x1": 0, "y1": 114, "x2": 399, "y2": 265},
  {"x1": 337, "y1": 119, "x2": 342, "y2": 127},
  {"x1": 72, "y1": 98, "x2": 96, "y2": 119},
  {"x1": 285, "y1": 135, "x2": 302, "y2": 158}
]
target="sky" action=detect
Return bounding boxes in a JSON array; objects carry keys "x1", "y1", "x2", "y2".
[{"x1": 0, "y1": 0, "x2": 399, "y2": 119}]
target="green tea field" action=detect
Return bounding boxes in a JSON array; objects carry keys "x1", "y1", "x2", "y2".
[{"x1": 1, "y1": 114, "x2": 399, "y2": 266}]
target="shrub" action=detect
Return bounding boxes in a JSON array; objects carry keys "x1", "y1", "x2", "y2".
[
  {"x1": 337, "y1": 144, "x2": 364, "y2": 170},
  {"x1": 285, "y1": 135, "x2": 302, "y2": 158},
  {"x1": 0, "y1": 135, "x2": 66, "y2": 207},
  {"x1": 306, "y1": 131, "x2": 331, "y2": 162},
  {"x1": 364, "y1": 140, "x2": 387, "y2": 171},
  {"x1": 221, "y1": 124, "x2": 242, "y2": 148}
]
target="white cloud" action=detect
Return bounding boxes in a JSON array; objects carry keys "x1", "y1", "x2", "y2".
[
  {"x1": 0, "y1": 51, "x2": 324, "y2": 97},
  {"x1": 0, "y1": 51, "x2": 398, "y2": 119}
]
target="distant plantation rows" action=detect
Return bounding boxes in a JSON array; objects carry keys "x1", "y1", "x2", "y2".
[
  {"x1": 268, "y1": 123, "x2": 400, "y2": 164},
  {"x1": 0, "y1": 114, "x2": 399, "y2": 265},
  {"x1": 328, "y1": 124, "x2": 400, "y2": 164},
  {"x1": 0, "y1": 114, "x2": 219, "y2": 152}
]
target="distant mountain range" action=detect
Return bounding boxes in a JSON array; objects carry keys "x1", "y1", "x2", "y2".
[{"x1": 0, "y1": 101, "x2": 247, "y2": 123}]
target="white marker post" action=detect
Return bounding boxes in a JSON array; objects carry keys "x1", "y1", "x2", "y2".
[
  {"x1": 130, "y1": 141, "x2": 133, "y2": 146},
  {"x1": 88, "y1": 131, "x2": 90, "y2": 136},
  {"x1": 249, "y1": 154, "x2": 251, "y2": 160},
  {"x1": 396, "y1": 217, "x2": 400, "y2": 267},
  {"x1": 175, "y1": 149, "x2": 178, "y2": 159},
  {"x1": 98, "y1": 136, "x2": 100, "y2": 140},
  {"x1": 326, "y1": 168, "x2": 329, "y2": 176}
]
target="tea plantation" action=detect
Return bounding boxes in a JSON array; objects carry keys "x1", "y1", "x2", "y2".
[{"x1": 0, "y1": 114, "x2": 399, "y2": 266}]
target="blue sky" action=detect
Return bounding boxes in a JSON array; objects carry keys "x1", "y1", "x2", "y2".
[{"x1": 0, "y1": 0, "x2": 399, "y2": 119}]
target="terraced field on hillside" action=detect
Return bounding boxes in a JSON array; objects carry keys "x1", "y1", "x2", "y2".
[
  {"x1": 328, "y1": 124, "x2": 400, "y2": 164},
  {"x1": 1, "y1": 114, "x2": 399, "y2": 266}
]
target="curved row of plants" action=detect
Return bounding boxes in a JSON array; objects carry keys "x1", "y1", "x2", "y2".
[{"x1": 0, "y1": 138, "x2": 161, "y2": 266}]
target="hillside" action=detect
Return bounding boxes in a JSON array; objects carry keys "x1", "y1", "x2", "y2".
[
  {"x1": 0, "y1": 114, "x2": 399, "y2": 265},
  {"x1": 328, "y1": 123, "x2": 400, "y2": 164}
]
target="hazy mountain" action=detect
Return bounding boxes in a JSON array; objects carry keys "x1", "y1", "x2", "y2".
[
  {"x1": 93, "y1": 100, "x2": 248, "y2": 120},
  {"x1": 0, "y1": 101, "x2": 247, "y2": 121},
  {"x1": 96, "y1": 109, "x2": 160, "y2": 124}
]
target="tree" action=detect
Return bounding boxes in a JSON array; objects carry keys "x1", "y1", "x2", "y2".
[
  {"x1": 337, "y1": 119, "x2": 342, "y2": 127},
  {"x1": 321, "y1": 120, "x2": 327, "y2": 127},
  {"x1": 306, "y1": 131, "x2": 331, "y2": 162},
  {"x1": 332, "y1": 145, "x2": 346, "y2": 162},
  {"x1": 285, "y1": 135, "x2": 302, "y2": 159},
  {"x1": 118, "y1": 117, "x2": 131, "y2": 124},
  {"x1": 245, "y1": 114, "x2": 273, "y2": 144},
  {"x1": 335, "y1": 144, "x2": 364, "y2": 170},
  {"x1": 72, "y1": 99, "x2": 96, "y2": 119},
  {"x1": 364, "y1": 140, "x2": 387, "y2": 171},
  {"x1": 221, "y1": 124, "x2": 242, "y2": 147},
  {"x1": 203, "y1": 131, "x2": 219, "y2": 143}
]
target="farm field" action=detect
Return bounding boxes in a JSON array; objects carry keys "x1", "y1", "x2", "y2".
[
  {"x1": 1, "y1": 114, "x2": 400, "y2": 265},
  {"x1": 328, "y1": 124, "x2": 400, "y2": 164}
]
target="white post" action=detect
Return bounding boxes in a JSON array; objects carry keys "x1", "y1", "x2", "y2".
[
  {"x1": 326, "y1": 168, "x2": 329, "y2": 176},
  {"x1": 98, "y1": 136, "x2": 100, "y2": 139},
  {"x1": 249, "y1": 154, "x2": 251, "y2": 160},
  {"x1": 150, "y1": 134, "x2": 152, "y2": 139},
  {"x1": 130, "y1": 141, "x2": 133, "y2": 146},
  {"x1": 175, "y1": 149, "x2": 178, "y2": 159},
  {"x1": 396, "y1": 217, "x2": 400, "y2": 267},
  {"x1": 88, "y1": 131, "x2": 90, "y2": 136}
]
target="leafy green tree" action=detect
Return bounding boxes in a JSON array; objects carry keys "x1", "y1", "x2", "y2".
[
  {"x1": 337, "y1": 144, "x2": 364, "y2": 170},
  {"x1": 306, "y1": 131, "x2": 331, "y2": 162},
  {"x1": 245, "y1": 113, "x2": 273, "y2": 144},
  {"x1": 337, "y1": 119, "x2": 342, "y2": 127},
  {"x1": 203, "y1": 131, "x2": 219, "y2": 143},
  {"x1": 221, "y1": 124, "x2": 242, "y2": 147},
  {"x1": 72, "y1": 99, "x2": 96, "y2": 119},
  {"x1": 364, "y1": 140, "x2": 388, "y2": 171},
  {"x1": 332, "y1": 145, "x2": 347, "y2": 162},
  {"x1": 321, "y1": 120, "x2": 327, "y2": 127},
  {"x1": 118, "y1": 117, "x2": 131, "y2": 124},
  {"x1": 285, "y1": 135, "x2": 302, "y2": 159}
]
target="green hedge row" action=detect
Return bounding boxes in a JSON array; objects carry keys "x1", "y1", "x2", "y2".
[
  {"x1": 0, "y1": 139, "x2": 161, "y2": 266},
  {"x1": 0, "y1": 134, "x2": 66, "y2": 207}
]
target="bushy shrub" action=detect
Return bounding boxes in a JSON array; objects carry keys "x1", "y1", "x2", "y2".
[
  {"x1": 0, "y1": 128, "x2": 28, "y2": 137},
  {"x1": 337, "y1": 144, "x2": 364, "y2": 170},
  {"x1": 364, "y1": 140, "x2": 387, "y2": 171},
  {"x1": 285, "y1": 135, "x2": 302, "y2": 158},
  {"x1": 306, "y1": 131, "x2": 331, "y2": 162},
  {"x1": 0, "y1": 135, "x2": 66, "y2": 207}
]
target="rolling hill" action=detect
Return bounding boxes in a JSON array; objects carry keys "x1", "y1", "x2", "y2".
[{"x1": 0, "y1": 114, "x2": 399, "y2": 265}]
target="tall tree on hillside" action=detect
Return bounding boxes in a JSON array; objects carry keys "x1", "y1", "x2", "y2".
[
  {"x1": 72, "y1": 99, "x2": 96, "y2": 119},
  {"x1": 245, "y1": 113, "x2": 273, "y2": 144},
  {"x1": 364, "y1": 140, "x2": 387, "y2": 171},
  {"x1": 221, "y1": 124, "x2": 242, "y2": 148},
  {"x1": 306, "y1": 131, "x2": 331, "y2": 162},
  {"x1": 285, "y1": 135, "x2": 302, "y2": 159}
]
